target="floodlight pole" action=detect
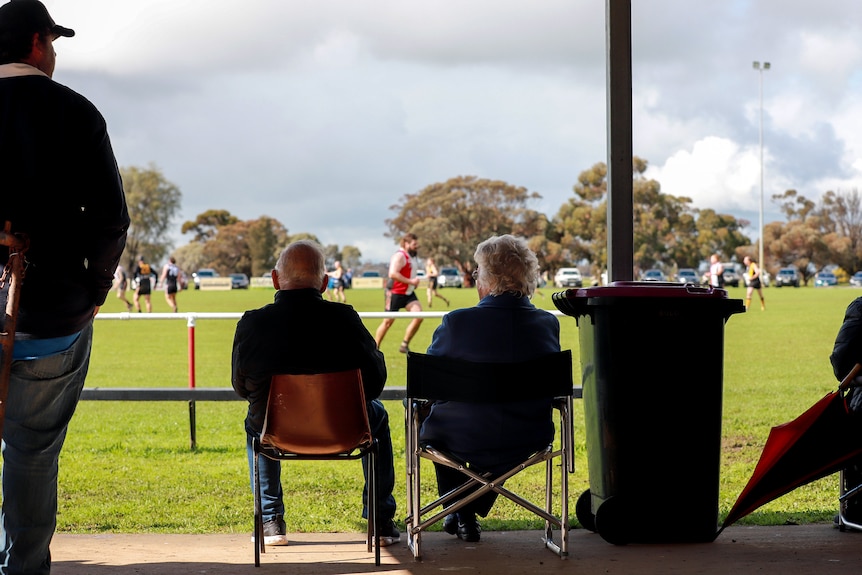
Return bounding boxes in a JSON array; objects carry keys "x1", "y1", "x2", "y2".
[{"x1": 753, "y1": 61, "x2": 770, "y2": 272}]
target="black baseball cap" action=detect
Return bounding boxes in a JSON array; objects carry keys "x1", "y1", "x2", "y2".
[{"x1": 0, "y1": 0, "x2": 74, "y2": 38}]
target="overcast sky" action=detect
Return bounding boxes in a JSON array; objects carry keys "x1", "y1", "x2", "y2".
[{"x1": 42, "y1": 0, "x2": 862, "y2": 263}]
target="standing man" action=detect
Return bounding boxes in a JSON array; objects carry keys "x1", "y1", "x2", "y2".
[
  {"x1": 0, "y1": 2, "x2": 129, "y2": 572},
  {"x1": 708, "y1": 254, "x2": 724, "y2": 288},
  {"x1": 133, "y1": 255, "x2": 156, "y2": 313},
  {"x1": 375, "y1": 233, "x2": 423, "y2": 353},
  {"x1": 159, "y1": 256, "x2": 181, "y2": 313},
  {"x1": 232, "y1": 240, "x2": 400, "y2": 547},
  {"x1": 742, "y1": 255, "x2": 765, "y2": 311},
  {"x1": 425, "y1": 257, "x2": 450, "y2": 309},
  {"x1": 114, "y1": 264, "x2": 133, "y2": 311}
]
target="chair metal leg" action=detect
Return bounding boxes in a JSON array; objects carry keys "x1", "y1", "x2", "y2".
[
  {"x1": 406, "y1": 402, "x2": 423, "y2": 560},
  {"x1": 368, "y1": 442, "x2": 380, "y2": 566},
  {"x1": 560, "y1": 436, "x2": 570, "y2": 557},
  {"x1": 839, "y1": 468, "x2": 862, "y2": 531},
  {"x1": 253, "y1": 443, "x2": 263, "y2": 567},
  {"x1": 366, "y1": 450, "x2": 373, "y2": 554},
  {"x1": 410, "y1": 403, "x2": 575, "y2": 561}
]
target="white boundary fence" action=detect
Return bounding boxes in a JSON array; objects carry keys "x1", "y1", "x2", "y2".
[{"x1": 87, "y1": 310, "x2": 576, "y2": 448}]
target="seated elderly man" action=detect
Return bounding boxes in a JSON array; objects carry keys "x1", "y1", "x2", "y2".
[
  {"x1": 830, "y1": 296, "x2": 862, "y2": 529},
  {"x1": 419, "y1": 234, "x2": 561, "y2": 542},
  {"x1": 232, "y1": 240, "x2": 399, "y2": 547}
]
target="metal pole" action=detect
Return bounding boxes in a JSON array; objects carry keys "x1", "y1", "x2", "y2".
[
  {"x1": 753, "y1": 61, "x2": 770, "y2": 272},
  {"x1": 187, "y1": 315, "x2": 196, "y2": 389},
  {"x1": 187, "y1": 315, "x2": 196, "y2": 450},
  {"x1": 606, "y1": 0, "x2": 634, "y2": 282}
]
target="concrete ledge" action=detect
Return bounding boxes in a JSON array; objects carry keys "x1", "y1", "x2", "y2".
[
  {"x1": 79, "y1": 387, "x2": 409, "y2": 401},
  {"x1": 79, "y1": 386, "x2": 581, "y2": 402},
  {"x1": 49, "y1": 524, "x2": 862, "y2": 574}
]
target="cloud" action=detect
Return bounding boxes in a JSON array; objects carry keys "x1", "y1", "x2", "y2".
[
  {"x1": 647, "y1": 137, "x2": 760, "y2": 211},
  {"x1": 39, "y1": 0, "x2": 862, "y2": 263}
]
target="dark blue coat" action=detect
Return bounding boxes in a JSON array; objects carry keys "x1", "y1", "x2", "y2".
[{"x1": 419, "y1": 292, "x2": 561, "y2": 471}]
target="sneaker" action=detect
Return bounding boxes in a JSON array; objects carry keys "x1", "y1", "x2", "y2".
[
  {"x1": 378, "y1": 519, "x2": 401, "y2": 547},
  {"x1": 443, "y1": 513, "x2": 458, "y2": 535},
  {"x1": 251, "y1": 515, "x2": 289, "y2": 546},
  {"x1": 457, "y1": 513, "x2": 481, "y2": 542},
  {"x1": 399, "y1": 342, "x2": 410, "y2": 354}
]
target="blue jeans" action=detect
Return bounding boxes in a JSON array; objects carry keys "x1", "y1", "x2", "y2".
[
  {"x1": 247, "y1": 398, "x2": 397, "y2": 523},
  {"x1": 0, "y1": 321, "x2": 92, "y2": 575}
]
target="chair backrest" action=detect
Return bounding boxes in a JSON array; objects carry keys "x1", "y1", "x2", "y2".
[
  {"x1": 406, "y1": 350, "x2": 573, "y2": 403},
  {"x1": 260, "y1": 369, "x2": 372, "y2": 455}
]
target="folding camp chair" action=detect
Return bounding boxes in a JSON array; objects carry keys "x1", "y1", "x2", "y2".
[
  {"x1": 838, "y1": 465, "x2": 862, "y2": 532},
  {"x1": 838, "y1": 374, "x2": 862, "y2": 533},
  {"x1": 252, "y1": 369, "x2": 380, "y2": 567},
  {"x1": 405, "y1": 350, "x2": 575, "y2": 560}
]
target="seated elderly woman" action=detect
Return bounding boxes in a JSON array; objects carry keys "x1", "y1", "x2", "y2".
[{"x1": 418, "y1": 234, "x2": 561, "y2": 543}]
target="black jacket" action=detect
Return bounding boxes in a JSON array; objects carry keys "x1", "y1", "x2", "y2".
[
  {"x1": 831, "y1": 297, "x2": 862, "y2": 382},
  {"x1": 0, "y1": 65, "x2": 129, "y2": 338},
  {"x1": 830, "y1": 297, "x2": 862, "y2": 412},
  {"x1": 232, "y1": 288, "x2": 387, "y2": 434}
]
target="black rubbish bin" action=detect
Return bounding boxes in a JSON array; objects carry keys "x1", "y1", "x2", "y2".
[{"x1": 553, "y1": 281, "x2": 744, "y2": 545}]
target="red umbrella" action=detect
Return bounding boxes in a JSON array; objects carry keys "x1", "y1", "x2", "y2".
[{"x1": 721, "y1": 364, "x2": 862, "y2": 531}]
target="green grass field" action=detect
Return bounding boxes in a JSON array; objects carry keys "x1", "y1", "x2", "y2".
[{"x1": 41, "y1": 283, "x2": 862, "y2": 533}]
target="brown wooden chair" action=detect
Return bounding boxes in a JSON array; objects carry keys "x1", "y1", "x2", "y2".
[
  {"x1": 405, "y1": 351, "x2": 575, "y2": 560},
  {"x1": 252, "y1": 369, "x2": 380, "y2": 566}
]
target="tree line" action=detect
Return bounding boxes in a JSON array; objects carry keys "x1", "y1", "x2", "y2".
[{"x1": 120, "y1": 160, "x2": 862, "y2": 282}]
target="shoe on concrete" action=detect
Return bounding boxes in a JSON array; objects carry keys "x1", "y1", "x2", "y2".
[
  {"x1": 251, "y1": 515, "x2": 288, "y2": 546},
  {"x1": 378, "y1": 519, "x2": 401, "y2": 547},
  {"x1": 457, "y1": 513, "x2": 481, "y2": 542},
  {"x1": 443, "y1": 513, "x2": 458, "y2": 535}
]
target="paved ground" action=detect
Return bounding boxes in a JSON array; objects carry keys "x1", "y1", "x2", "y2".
[{"x1": 50, "y1": 524, "x2": 862, "y2": 574}]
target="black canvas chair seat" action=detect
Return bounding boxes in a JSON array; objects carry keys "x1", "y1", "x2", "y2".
[{"x1": 405, "y1": 350, "x2": 575, "y2": 560}]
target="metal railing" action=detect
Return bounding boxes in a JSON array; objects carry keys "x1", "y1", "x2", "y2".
[{"x1": 88, "y1": 311, "x2": 575, "y2": 449}]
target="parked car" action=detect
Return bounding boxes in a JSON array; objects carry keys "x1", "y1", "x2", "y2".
[
  {"x1": 192, "y1": 268, "x2": 219, "y2": 290},
  {"x1": 553, "y1": 267, "x2": 583, "y2": 288},
  {"x1": 814, "y1": 271, "x2": 838, "y2": 287},
  {"x1": 775, "y1": 267, "x2": 800, "y2": 287},
  {"x1": 850, "y1": 271, "x2": 862, "y2": 287},
  {"x1": 641, "y1": 269, "x2": 667, "y2": 282},
  {"x1": 721, "y1": 264, "x2": 741, "y2": 288},
  {"x1": 229, "y1": 273, "x2": 249, "y2": 289},
  {"x1": 437, "y1": 267, "x2": 463, "y2": 288},
  {"x1": 676, "y1": 268, "x2": 699, "y2": 284},
  {"x1": 360, "y1": 270, "x2": 381, "y2": 278}
]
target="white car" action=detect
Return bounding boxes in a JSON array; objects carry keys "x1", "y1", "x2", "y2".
[
  {"x1": 437, "y1": 267, "x2": 463, "y2": 288},
  {"x1": 554, "y1": 268, "x2": 583, "y2": 288}
]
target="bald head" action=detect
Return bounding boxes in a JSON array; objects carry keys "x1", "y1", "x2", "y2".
[{"x1": 273, "y1": 240, "x2": 327, "y2": 291}]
